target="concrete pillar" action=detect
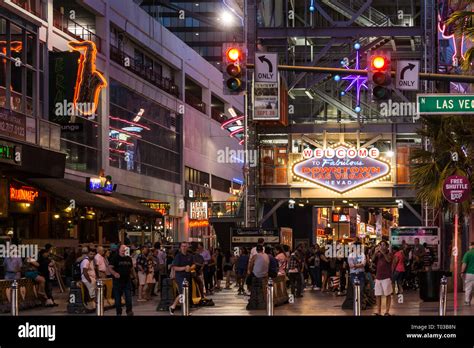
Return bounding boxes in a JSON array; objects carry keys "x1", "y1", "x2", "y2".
[{"x1": 202, "y1": 84, "x2": 211, "y2": 117}]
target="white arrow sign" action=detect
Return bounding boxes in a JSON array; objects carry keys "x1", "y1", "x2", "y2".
[
  {"x1": 255, "y1": 53, "x2": 278, "y2": 82},
  {"x1": 396, "y1": 60, "x2": 419, "y2": 91}
]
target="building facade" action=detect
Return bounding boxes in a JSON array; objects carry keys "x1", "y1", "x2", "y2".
[{"x1": 0, "y1": 0, "x2": 244, "y2": 248}]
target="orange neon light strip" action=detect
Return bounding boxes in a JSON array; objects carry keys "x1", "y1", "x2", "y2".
[{"x1": 67, "y1": 40, "x2": 107, "y2": 116}]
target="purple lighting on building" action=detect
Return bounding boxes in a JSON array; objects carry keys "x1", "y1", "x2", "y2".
[{"x1": 340, "y1": 46, "x2": 368, "y2": 108}]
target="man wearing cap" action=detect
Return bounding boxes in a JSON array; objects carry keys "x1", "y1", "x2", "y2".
[{"x1": 461, "y1": 242, "x2": 474, "y2": 306}]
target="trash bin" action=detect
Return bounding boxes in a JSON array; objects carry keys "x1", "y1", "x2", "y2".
[{"x1": 419, "y1": 271, "x2": 442, "y2": 302}]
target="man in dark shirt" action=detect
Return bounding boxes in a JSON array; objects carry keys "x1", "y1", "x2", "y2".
[
  {"x1": 169, "y1": 242, "x2": 194, "y2": 315},
  {"x1": 371, "y1": 241, "x2": 393, "y2": 316},
  {"x1": 109, "y1": 245, "x2": 134, "y2": 316},
  {"x1": 38, "y1": 249, "x2": 56, "y2": 306}
]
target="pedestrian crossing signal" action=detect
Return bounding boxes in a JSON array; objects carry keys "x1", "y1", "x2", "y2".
[{"x1": 223, "y1": 43, "x2": 246, "y2": 95}]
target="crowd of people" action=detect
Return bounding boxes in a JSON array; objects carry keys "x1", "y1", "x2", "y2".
[{"x1": 1, "y1": 238, "x2": 474, "y2": 316}]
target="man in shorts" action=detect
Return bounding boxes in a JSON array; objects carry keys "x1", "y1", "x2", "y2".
[
  {"x1": 371, "y1": 241, "x2": 393, "y2": 316},
  {"x1": 169, "y1": 242, "x2": 194, "y2": 315}
]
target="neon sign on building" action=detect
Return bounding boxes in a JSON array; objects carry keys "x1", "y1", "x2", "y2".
[
  {"x1": 67, "y1": 40, "x2": 107, "y2": 116},
  {"x1": 292, "y1": 144, "x2": 391, "y2": 194}
]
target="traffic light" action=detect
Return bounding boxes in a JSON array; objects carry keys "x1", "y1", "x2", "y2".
[
  {"x1": 222, "y1": 43, "x2": 246, "y2": 95},
  {"x1": 367, "y1": 52, "x2": 391, "y2": 100}
]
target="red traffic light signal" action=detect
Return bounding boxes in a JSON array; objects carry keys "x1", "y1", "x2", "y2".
[
  {"x1": 367, "y1": 52, "x2": 391, "y2": 101},
  {"x1": 371, "y1": 56, "x2": 387, "y2": 70},
  {"x1": 222, "y1": 43, "x2": 246, "y2": 95},
  {"x1": 226, "y1": 47, "x2": 241, "y2": 62}
]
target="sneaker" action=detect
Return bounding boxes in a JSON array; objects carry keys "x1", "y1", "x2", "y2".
[
  {"x1": 126, "y1": 311, "x2": 134, "y2": 316},
  {"x1": 464, "y1": 302, "x2": 471, "y2": 306},
  {"x1": 169, "y1": 306, "x2": 175, "y2": 315},
  {"x1": 314, "y1": 287, "x2": 321, "y2": 291},
  {"x1": 137, "y1": 298, "x2": 147, "y2": 302}
]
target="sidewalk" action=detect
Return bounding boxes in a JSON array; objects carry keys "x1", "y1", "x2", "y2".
[{"x1": 2, "y1": 285, "x2": 473, "y2": 316}]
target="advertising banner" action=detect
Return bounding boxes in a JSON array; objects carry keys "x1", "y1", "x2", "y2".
[{"x1": 390, "y1": 226, "x2": 440, "y2": 270}]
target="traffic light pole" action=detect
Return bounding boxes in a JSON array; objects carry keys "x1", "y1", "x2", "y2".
[{"x1": 246, "y1": 64, "x2": 474, "y2": 83}]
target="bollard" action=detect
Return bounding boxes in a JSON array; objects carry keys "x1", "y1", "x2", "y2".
[
  {"x1": 439, "y1": 275, "x2": 448, "y2": 316},
  {"x1": 353, "y1": 277, "x2": 361, "y2": 316},
  {"x1": 96, "y1": 279, "x2": 104, "y2": 316},
  {"x1": 11, "y1": 280, "x2": 19, "y2": 316},
  {"x1": 182, "y1": 279, "x2": 190, "y2": 316},
  {"x1": 267, "y1": 278, "x2": 274, "y2": 316}
]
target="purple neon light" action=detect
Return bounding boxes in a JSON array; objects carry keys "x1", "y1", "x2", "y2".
[
  {"x1": 220, "y1": 115, "x2": 244, "y2": 129},
  {"x1": 340, "y1": 48, "x2": 368, "y2": 107}
]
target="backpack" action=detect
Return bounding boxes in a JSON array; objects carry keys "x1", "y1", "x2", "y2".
[
  {"x1": 72, "y1": 258, "x2": 84, "y2": 281},
  {"x1": 268, "y1": 256, "x2": 278, "y2": 278}
]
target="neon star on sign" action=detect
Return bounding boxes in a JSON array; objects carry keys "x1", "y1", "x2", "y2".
[{"x1": 292, "y1": 145, "x2": 391, "y2": 194}]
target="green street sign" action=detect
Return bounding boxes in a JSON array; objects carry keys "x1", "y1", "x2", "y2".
[{"x1": 417, "y1": 94, "x2": 474, "y2": 115}]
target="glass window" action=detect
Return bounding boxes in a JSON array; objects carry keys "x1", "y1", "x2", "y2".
[
  {"x1": 211, "y1": 175, "x2": 231, "y2": 193},
  {"x1": 26, "y1": 32, "x2": 34, "y2": 66},
  {"x1": 61, "y1": 139, "x2": 99, "y2": 173},
  {"x1": 109, "y1": 79, "x2": 181, "y2": 183}
]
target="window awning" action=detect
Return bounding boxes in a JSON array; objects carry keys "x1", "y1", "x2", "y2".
[{"x1": 28, "y1": 178, "x2": 162, "y2": 217}]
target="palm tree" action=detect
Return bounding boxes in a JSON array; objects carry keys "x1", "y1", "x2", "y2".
[
  {"x1": 410, "y1": 115, "x2": 474, "y2": 272},
  {"x1": 445, "y1": 1, "x2": 474, "y2": 70}
]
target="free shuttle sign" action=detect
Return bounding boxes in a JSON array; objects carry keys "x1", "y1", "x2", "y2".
[{"x1": 417, "y1": 94, "x2": 474, "y2": 115}]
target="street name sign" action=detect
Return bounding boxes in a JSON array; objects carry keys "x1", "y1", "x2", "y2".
[
  {"x1": 255, "y1": 53, "x2": 278, "y2": 83},
  {"x1": 417, "y1": 94, "x2": 474, "y2": 115},
  {"x1": 396, "y1": 60, "x2": 419, "y2": 91}
]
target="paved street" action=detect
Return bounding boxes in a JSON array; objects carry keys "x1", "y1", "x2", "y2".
[{"x1": 4, "y1": 285, "x2": 473, "y2": 317}]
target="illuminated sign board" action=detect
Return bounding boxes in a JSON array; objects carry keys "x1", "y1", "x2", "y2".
[
  {"x1": 68, "y1": 41, "x2": 107, "y2": 116},
  {"x1": 10, "y1": 185, "x2": 38, "y2": 203},
  {"x1": 189, "y1": 202, "x2": 208, "y2": 220},
  {"x1": 86, "y1": 176, "x2": 116, "y2": 195},
  {"x1": 189, "y1": 220, "x2": 209, "y2": 228},
  {"x1": 0, "y1": 141, "x2": 21, "y2": 165},
  {"x1": 292, "y1": 144, "x2": 391, "y2": 194},
  {"x1": 358, "y1": 222, "x2": 366, "y2": 237},
  {"x1": 141, "y1": 201, "x2": 170, "y2": 215},
  {"x1": 49, "y1": 41, "x2": 107, "y2": 125}
]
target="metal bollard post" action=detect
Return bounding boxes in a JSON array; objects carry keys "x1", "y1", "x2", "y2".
[
  {"x1": 182, "y1": 279, "x2": 190, "y2": 316},
  {"x1": 267, "y1": 278, "x2": 274, "y2": 316},
  {"x1": 96, "y1": 279, "x2": 104, "y2": 316},
  {"x1": 11, "y1": 280, "x2": 19, "y2": 316},
  {"x1": 353, "y1": 277, "x2": 361, "y2": 316},
  {"x1": 439, "y1": 276, "x2": 448, "y2": 316}
]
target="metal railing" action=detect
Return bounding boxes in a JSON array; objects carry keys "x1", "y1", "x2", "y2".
[
  {"x1": 53, "y1": 8, "x2": 102, "y2": 52},
  {"x1": 185, "y1": 93, "x2": 207, "y2": 115},
  {"x1": 110, "y1": 45, "x2": 180, "y2": 98}
]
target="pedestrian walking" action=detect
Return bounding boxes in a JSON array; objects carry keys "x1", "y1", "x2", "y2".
[{"x1": 461, "y1": 242, "x2": 474, "y2": 306}]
